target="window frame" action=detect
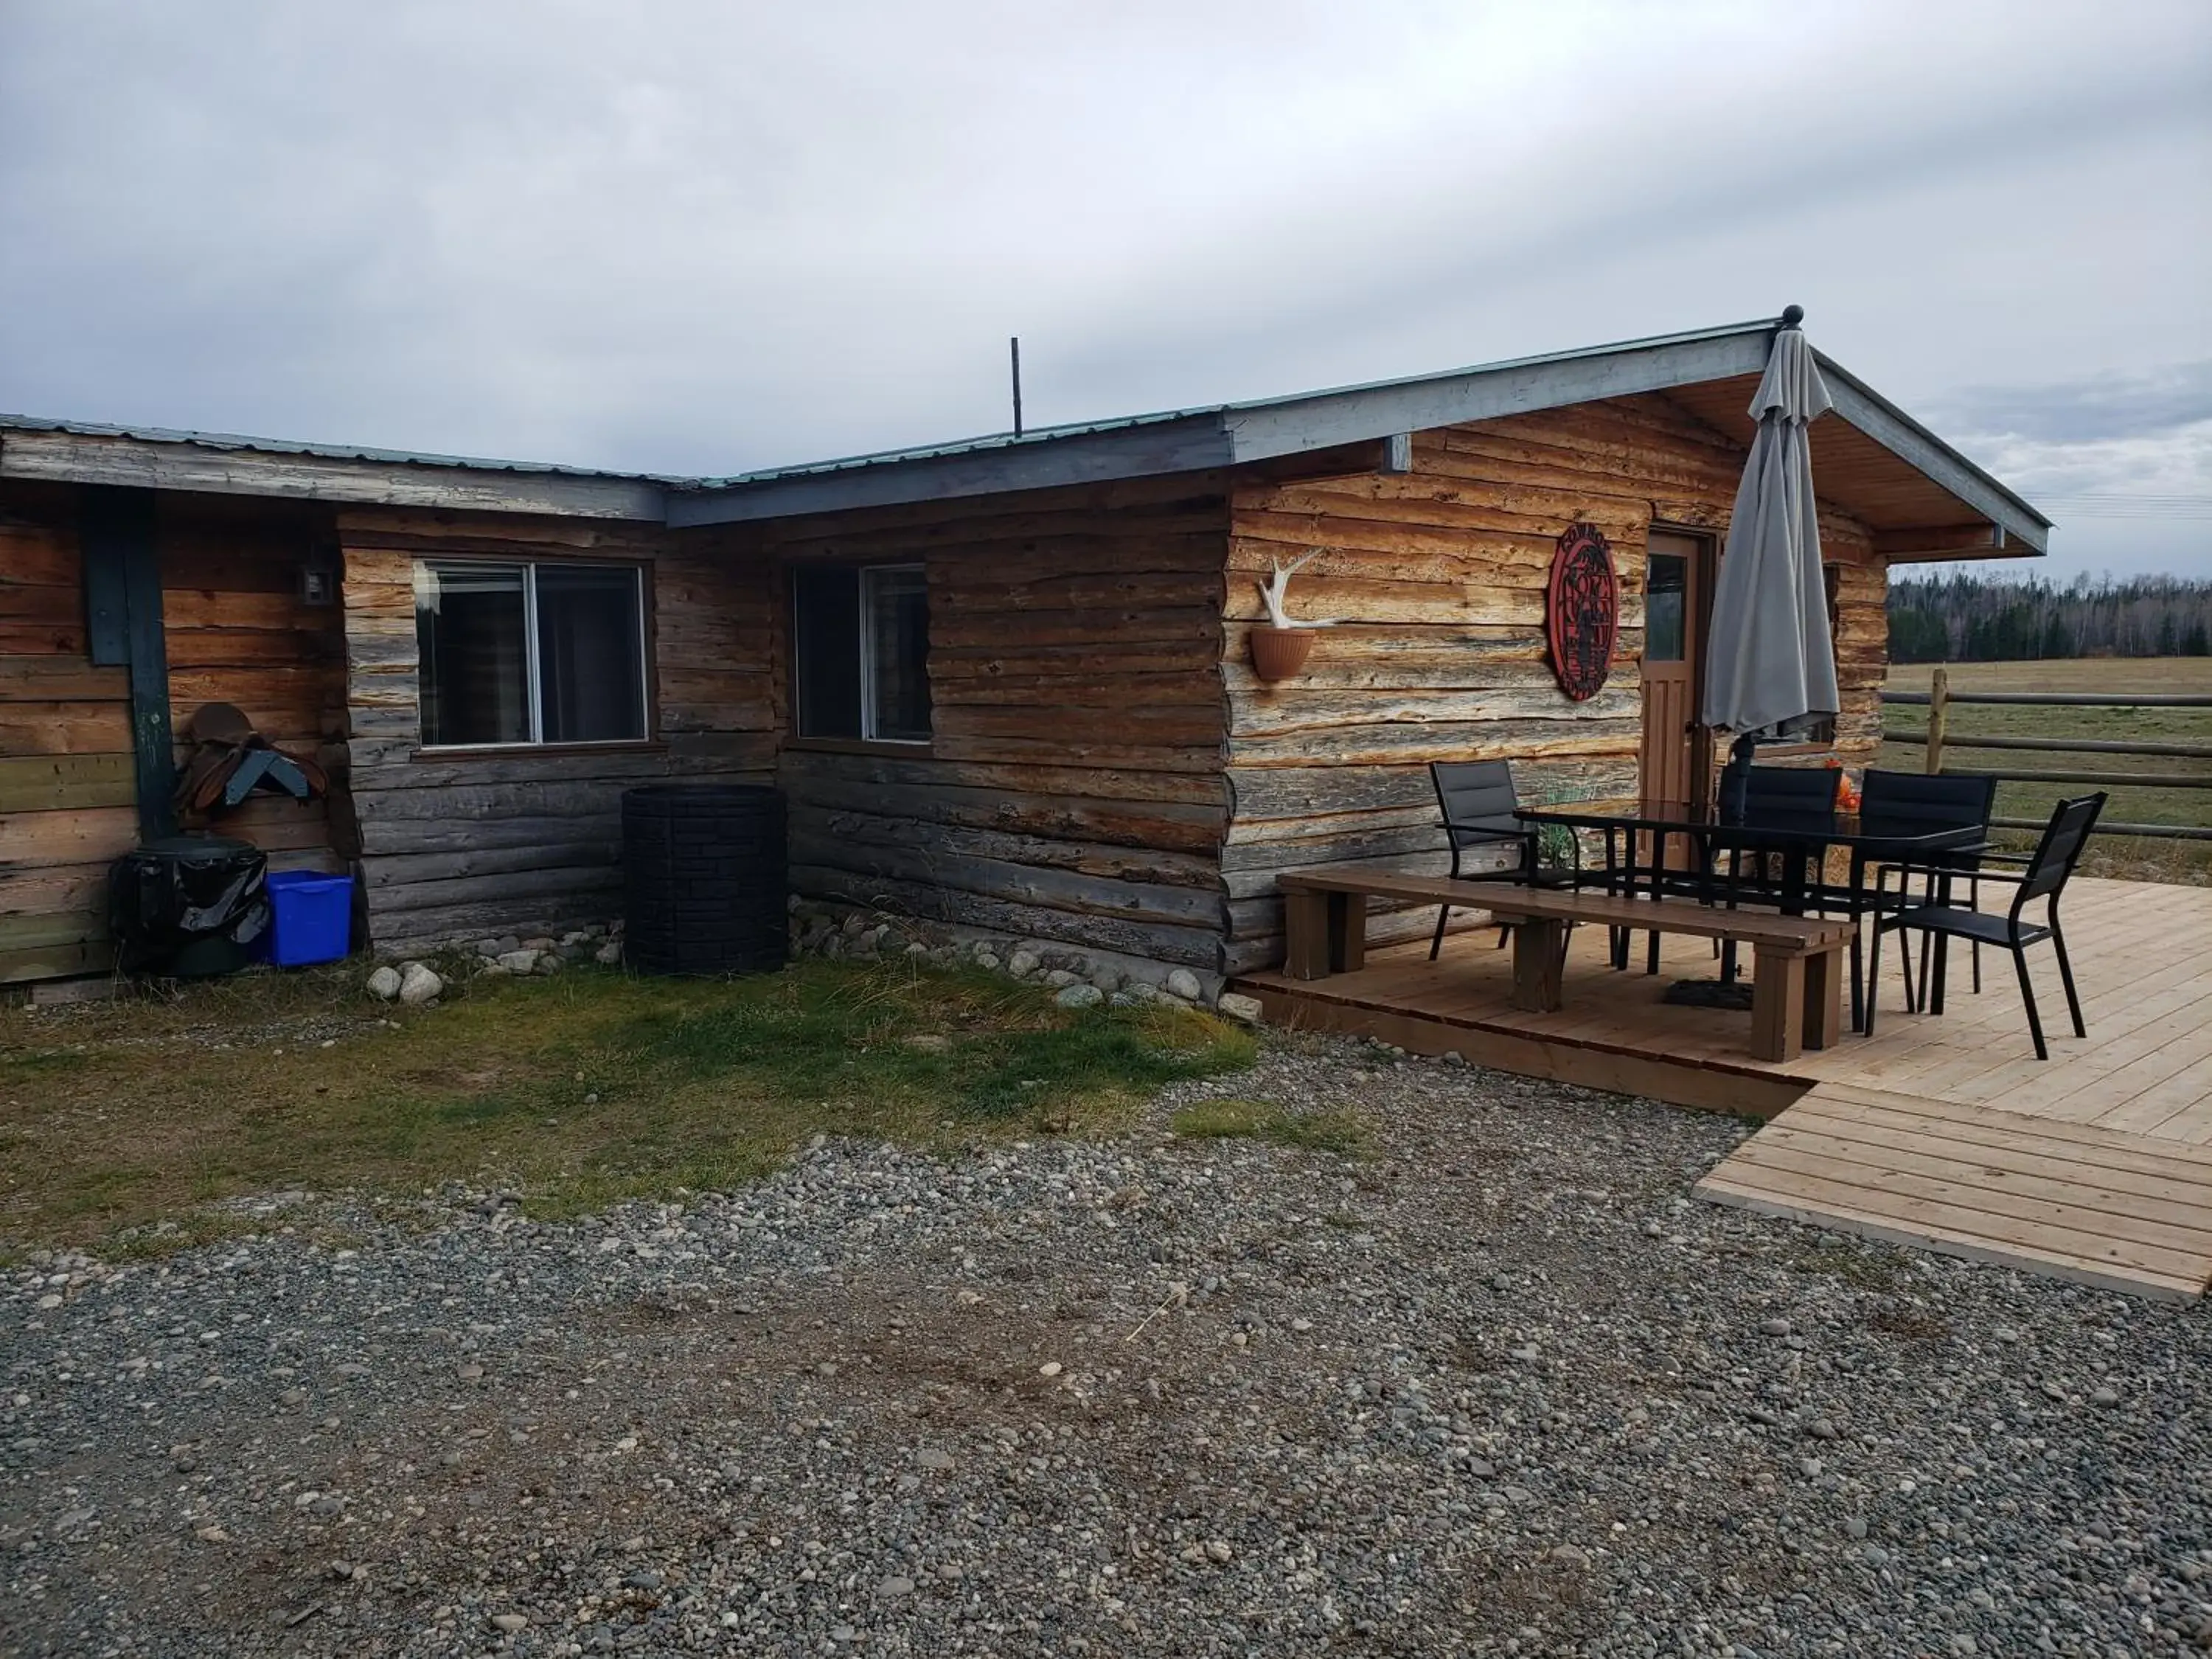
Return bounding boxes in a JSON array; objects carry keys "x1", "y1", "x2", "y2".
[
  {"x1": 413, "y1": 557, "x2": 655, "y2": 755},
  {"x1": 790, "y1": 560, "x2": 933, "y2": 751}
]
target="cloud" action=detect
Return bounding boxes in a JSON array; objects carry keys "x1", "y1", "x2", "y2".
[
  {"x1": 1, "y1": 0, "x2": 2208, "y2": 581},
  {"x1": 1921, "y1": 362, "x2": 2212, "y2": 447}
]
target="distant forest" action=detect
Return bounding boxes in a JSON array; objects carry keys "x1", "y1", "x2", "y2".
[{"x1": 1886, "y1": 573, "x2": 2212, "y2": 662}]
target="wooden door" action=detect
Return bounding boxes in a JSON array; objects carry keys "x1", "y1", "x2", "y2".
[{"x1": 1638, "y1": 530, "x2": 1707, "y2": 818}]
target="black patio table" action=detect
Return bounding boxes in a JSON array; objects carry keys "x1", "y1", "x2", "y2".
[{"x1": 1512, "y1": 801, "x2": 1988, "y2": 1032}]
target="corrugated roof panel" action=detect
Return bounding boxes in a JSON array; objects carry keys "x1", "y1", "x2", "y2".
[{"x1": 0, "y1": 413, "x2": 686, "y2": 484}]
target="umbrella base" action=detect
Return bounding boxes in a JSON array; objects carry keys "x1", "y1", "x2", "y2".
[{"x1": 1662, "y1": 978, "x2": 1756, "y2": 1012}]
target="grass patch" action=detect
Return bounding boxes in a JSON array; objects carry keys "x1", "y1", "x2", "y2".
[
  {"x1": 1170, "y1": 1096, "x2": 1368, "y2": 1157},
  {"x1": 1882, "y1": 658, "x2": 2211, "y2": 886},
  {"x1": 0, "y1": 958, "x2": 1253, "y2": 1254},
  {"x1": 1785, "y1": 1242, "x2": 1906, "y2": 1291}
]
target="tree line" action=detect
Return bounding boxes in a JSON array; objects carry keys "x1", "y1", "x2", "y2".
[{"x1": 1886, "y1": 572, "x2": 2212, "y2": 662}]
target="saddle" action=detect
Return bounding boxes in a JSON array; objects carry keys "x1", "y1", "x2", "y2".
[{"x1": 173, "y1": 703, "x2": 329, "y2": 815}]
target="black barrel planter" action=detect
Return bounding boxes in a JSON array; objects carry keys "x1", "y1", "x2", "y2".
[{"x1": 622, "y1": 784, "x2": 787, "y2": 975}]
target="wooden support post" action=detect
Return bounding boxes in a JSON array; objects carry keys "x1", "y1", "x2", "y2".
[
  {"x1": 1283, "y1": 891, "x2": 1331, "y2": 981},
  {"x1": 1509, "y1": 917, "x2": 1568, "y2": 1012},
  {"x1": 1750, "y1": 945, "x2": 1807, "y2": 1062},
  {"x1": 1925, "y1": 667, "x2": 1949, "y2": 776},
  {"x1": 1328, "y1": 891, "x2": 1366, "y2": 975},
  {"x1": 77, "y1": 486, "x2": 173, "y2": 842},
  {"x1": 1801, "y1": 945, "x2": 1843, "y2": 1051}
]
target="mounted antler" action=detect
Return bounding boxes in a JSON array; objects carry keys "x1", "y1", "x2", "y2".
[{"x1": 1256, "y1": 549, "x2": 1329, "y2": 629}]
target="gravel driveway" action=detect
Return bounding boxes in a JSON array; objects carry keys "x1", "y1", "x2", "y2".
[{"x1": 4, "y1": 1037, "x2": 2208, "y2": 1658}]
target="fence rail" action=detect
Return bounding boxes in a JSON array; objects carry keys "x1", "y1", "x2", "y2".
[
  {"x1": 1883, "y1": 691, "x2": 2212, "y2": 709},
  {"x1": 1878, "y1": 669, "x2": 2211, "y2": 846}
]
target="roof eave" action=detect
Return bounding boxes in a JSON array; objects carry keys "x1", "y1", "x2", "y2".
[
  {"x1": 1221, "y1": 322, "x2": 1778, "y2": 462},
  {"x1": 1813, "y1": 355, "x2": 2051, "y2": 557},
  {"x1": 667, "y1": 414, "x2": 1231, "y2": 527},
  {"x1": 0, "y1": 425, "x2": 668, "y2": 521}
]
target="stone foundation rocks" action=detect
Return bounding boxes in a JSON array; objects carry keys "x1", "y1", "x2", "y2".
[{"x1": 784, "y1": 899, "x2": 1239, "y2": 1015}]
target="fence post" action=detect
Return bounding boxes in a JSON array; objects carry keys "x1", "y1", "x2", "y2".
[{"x1": 1925, "y1": 667, "x2": 1949, "y2": 776}]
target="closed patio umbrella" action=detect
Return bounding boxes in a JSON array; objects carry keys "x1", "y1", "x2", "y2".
[{"x1": 1701, "y1": 305, "x2": 1840, "y2": 759}]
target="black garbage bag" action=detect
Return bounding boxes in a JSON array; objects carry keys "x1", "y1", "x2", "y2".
[{"x1": 108, "y1": 835, "x2": 271, "y2": 976}]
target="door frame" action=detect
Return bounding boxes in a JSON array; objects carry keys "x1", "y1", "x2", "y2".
[{"x1": 1642, "y1": 523, "x2": 1719, "y2": 812}]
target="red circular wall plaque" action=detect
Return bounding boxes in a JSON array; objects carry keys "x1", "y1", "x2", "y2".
[{"x1": 1545, "y1": 524, "x2": 1619, "y2": 702}]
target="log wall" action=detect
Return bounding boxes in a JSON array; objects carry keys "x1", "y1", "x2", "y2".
[
  {"x1": 338, "y1": 510, "x2": 778, "y2": 950},
  {"x1": 1218, "y1": 397, "x2": 1886, "y2": 975},
  {"x1": 163, "y1": 495, "x2": 350, "y2": 869},
  {"x1": 758, "y1": 477, "x2": 1233, "y2": 970},
  {"x1": 0, "y1": 482, "x2": 349, "y2": 983}
]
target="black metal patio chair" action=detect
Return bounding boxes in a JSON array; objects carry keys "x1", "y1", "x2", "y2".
[
  {"x1": 1854, "y1": 768, "x2": 1997, "y2": 1017},
  {"x1": 1428, "y1": 759, "x2": 1540, "y2": 960},
  {"x1": 1723, "y1": 765, "x2": 1840, "y2": 903},
  {"x1": 1701, "y1": 765, "x2": 1843, "y2": 982},
  {"x1": 1865, "y1": 793, "x2": 2105, "y2": 1060}
]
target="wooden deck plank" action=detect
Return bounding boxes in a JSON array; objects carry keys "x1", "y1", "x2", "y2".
[
  {"x1": 1242, "y1": 875, "x2": 2212, "y2": 1298},
  {"x1": 1693, "y1": 1082, "x2": 2212, "y2": 1299},
  {"x1": 1726, "y1": 1133, "x2": 2212, "y2": 1261},
  {"x1": 1790, "y1": 1085, "x2": 2212, "y2": 1176},
  {"x1": 1768, "y1": 1113, "x2": 2212, "y2": 1215},
  {"x1": 1694, "y1": 1169, "x2": 2208, "y2": 1301}
]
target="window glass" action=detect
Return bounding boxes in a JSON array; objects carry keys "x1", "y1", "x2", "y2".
[
  {"x1": 864, "y1": 567, "x2": 931, "y2": 742},
  {"x1": 417, "y1": 563, "x2": 529, "y2": 746},
  {"x1": 537, "y1": 566, "x2": 645, "y2": 742},
  {"x1": 791, "y1": 564, "x2": 930, "y2": 743},
  {"x1": 1645, "y1": 554, "x2": 1686, "y2": 663},
  {"x1": 793, "y1": 566, "x2": 863, "y2": 739}
]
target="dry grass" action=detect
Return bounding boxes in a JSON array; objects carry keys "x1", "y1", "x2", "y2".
[
  {"x1": 1169, "y1": 1096, "x2": 1370, "y2": 1157},
  {"x1": 1880, "y1": 657, "x2": 2212, "y2": 884},
  {"x1": 0, "y1": 959, "x2": 1255, "y2": 1257}
]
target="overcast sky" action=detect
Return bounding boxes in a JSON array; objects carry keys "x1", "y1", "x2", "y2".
[{"x1": 2, "y1": 1, "x2": 2206, "y2": 580}]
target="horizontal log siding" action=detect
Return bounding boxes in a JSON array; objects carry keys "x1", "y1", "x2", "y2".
[
  {"x1": 1220, "y1": 399, "x2": 1885, "y2": 975},
  {"x1": 0, "y1": 482, "x2": 126, "y2": 981},
  {"x1": 161, "y1": 496, "x2": 349, "y2": 875},
  {"x1": 339, "y1": 510, "x2": 778, "y2": 950},
  {"x1": 0, "y1": 483, "x2": 353, "y2": 981},
  {"x1": 762, "y1": 479, "x2": 1234, "y2": 970}
]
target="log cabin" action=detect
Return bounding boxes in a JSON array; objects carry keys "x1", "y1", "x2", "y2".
[{"x1": 0, "y1": 314, "x2": 2045, "y2": 990}]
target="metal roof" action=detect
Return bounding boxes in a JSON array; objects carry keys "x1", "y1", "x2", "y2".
[
  {"x1": 0, "y1": 411, "x2": 685, "y2": 484},
  {"x1": 693, "y1": 317, "x2": 1787, "y2": 488},
  {"x1": 0, "y1": 313, "x2": 2052, "y2": 551}
]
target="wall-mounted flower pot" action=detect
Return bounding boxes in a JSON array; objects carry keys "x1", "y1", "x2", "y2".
[{"x1": 1248, "y1": 625, "x2": 1316, "y2": 683}]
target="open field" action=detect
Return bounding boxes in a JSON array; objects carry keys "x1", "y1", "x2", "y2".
[
  {"x1": 0, "y1": 959, "x2": 1253, "y2": 1257},
  {"x1": 1879, "y1": 655, "x2": 2212, "y2": 884}
]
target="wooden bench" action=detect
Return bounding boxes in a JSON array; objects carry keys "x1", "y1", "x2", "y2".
[{"x1": 1276, "y1": 871, "x2": 1854, "y2": 1062}]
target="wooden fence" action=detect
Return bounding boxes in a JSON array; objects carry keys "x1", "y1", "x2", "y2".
[{"x1": 1881, "y1": 669, "x2": 2212, "y2": 843}]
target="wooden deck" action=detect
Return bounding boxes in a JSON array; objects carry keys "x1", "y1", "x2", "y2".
[{"x1": 1236, "y1": 876, "x2": 2212, "y2": 1298}]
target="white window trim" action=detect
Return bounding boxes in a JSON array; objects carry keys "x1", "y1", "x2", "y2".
[{"x1": 415, "y1": 558, "x2": 650, "y2": 752}]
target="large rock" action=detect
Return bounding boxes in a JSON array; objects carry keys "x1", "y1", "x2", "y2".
[
  {"x1": 594, "y1": 940, "x2": 623, "y2": 966},
  {"x1": 1006, "y1": 950, "x2": 1040, "y2": 979},
  {"x1": 1215, "y1": 992, "x2": 1265, "y2": 1026},
  {"x1": 1054, "y1": 983, "x2": 1105, "y2": 1010},
  {"x1": 397, "y1": 962, "x2": 443, "y2": 1006},
  {"x1": 1165, "y1": 968, "x2": 1204, "y2": 1002},
  {"x1": 496, "y1": 950, "x2": 540, "y2": 975},
  {"x1": 365, "y1": 966, "x2": 402, "y2": 1001}
]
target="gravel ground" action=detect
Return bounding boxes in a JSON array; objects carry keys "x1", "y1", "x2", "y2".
[{"x1": 4, "y1": 1037, "x2": 2208, "y2": 1658}]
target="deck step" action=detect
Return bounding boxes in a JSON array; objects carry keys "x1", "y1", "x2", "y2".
[{"x1": 1694, "y1": 1084, "x2": 2212, "y2": 1301}]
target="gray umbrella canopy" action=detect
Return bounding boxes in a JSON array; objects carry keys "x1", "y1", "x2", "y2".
[{"x1": 1700, "y1": 312, "x2": 1842, "y2": 736}]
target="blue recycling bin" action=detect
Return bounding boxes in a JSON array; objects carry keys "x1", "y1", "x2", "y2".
[{"x1": 264, "y1": 870, "x2": 355, "y2": 966}]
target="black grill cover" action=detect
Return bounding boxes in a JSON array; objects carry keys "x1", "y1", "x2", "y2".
[
  {"x1": 108, "y1": 835, "x2": 271, "y2": 976},
  {"x1": 623, "y1": 784, "x2": 787, "y2": 975}
]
